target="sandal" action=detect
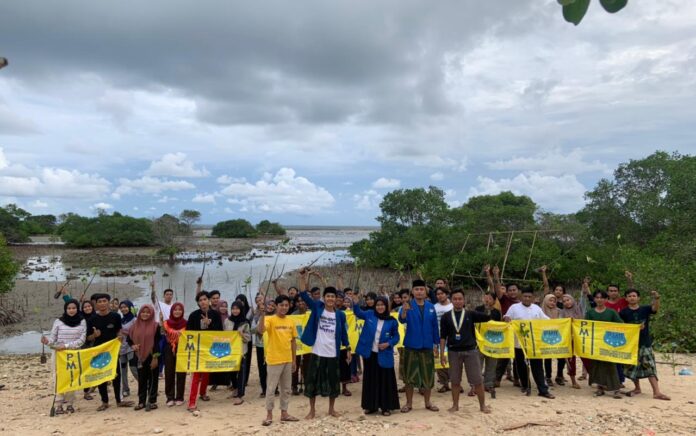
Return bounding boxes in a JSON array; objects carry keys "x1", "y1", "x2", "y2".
[
  {"x1": 342, "y1": 390, "x2": 352, "y2": 397},
  {"x1": 54, "y1": 406, "x2": 65, "y2": 415},
  {"x1": 66, "y1": 405, "x2": 75, "y2": 414},
  {"x1": 84, "y1": 393, "x2": 93, "y2": 401},
  {"x1": 623, "y1": 390, "x2": 640, "y2": 397},
  {"x1": 262, "y1": 420, "x2": 272, "y2": 426},
  {"x1": 233, "y1": 399, "x2": 244, "y2": 406},
  {"x1": 117, "y1": 401, "x2": 134, "y2": 407},
  {"x1": 134, "y1": 404, "x2": 145, "y2": 411},
  {"x1": 437, "y1": 386, "x2": 450, "y2": 393},
  {"x1": 281, "y1": 415, "x2": 299, "y2": 422},
  {"x1": 555, "y1": 377, "x2": 565, "y2": 386},
  {"x1": 400, "y1": 405, "x2": 412, "y2": 413},
  {"x1": 425, "y1": 403, "x2": 439, "y2": 412},
  {"x1": 199, "y1": 395, "x2": 210, "y2": 401},
  {"x1": 149, "y1": 404, "x2": 158, "y2": 410},
  {"x1": 578, "y1": 375, "x2": 587, "y2": 381},
  {"x1": 593, "y1": 390, "x2": 605, "y2": 397},
  {"x1": 381, "y1": 410, "x2": 391, "y2": 416},
  {"x1": 96, "y1": 403, "x2": 109, "y2": 412},
  {"x1": 612, "y1": 391, "x2": 622, "y2": 399}
]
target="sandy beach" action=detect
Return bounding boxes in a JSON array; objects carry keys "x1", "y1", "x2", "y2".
[{"x1": 0, "y1": 352, "x2": 694, "y2": 436}]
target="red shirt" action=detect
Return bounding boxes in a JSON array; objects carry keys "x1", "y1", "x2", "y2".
[
  {"x1": 605, "y1": 298, "x2": 628, "y2": 313},
  {"x1": 499, "y1": 294, "x2": 519, "y2": 315}
]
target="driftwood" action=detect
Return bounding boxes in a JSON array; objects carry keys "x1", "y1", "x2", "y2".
[
  {"x1": 0, "y1": 305, "x2": 23, "y2": 326},
  {"x1": 502, "y1": 421, "x2": 559, "y2": 432}
]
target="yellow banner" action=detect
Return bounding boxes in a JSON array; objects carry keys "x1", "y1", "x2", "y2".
[
  {"x1": 176, "y1": 331, "x2": 242, "y2": 372},
  {"x1": 55, "y1": 338, "x2": 120, "y2": 394},
  {"x1": 572, "y1": 319, "x2": 639, "y2": 365},
  {"x1": 475, "y1": 321, "x2": 515, "y2": 359},
  {"x1": 512, "y1": 319, "x2": 572, "y2": 359}
]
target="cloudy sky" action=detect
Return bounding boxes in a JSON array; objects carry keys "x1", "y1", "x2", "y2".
[{"x1": 1, "y1": 1, "x2": 695, "y2": 225}]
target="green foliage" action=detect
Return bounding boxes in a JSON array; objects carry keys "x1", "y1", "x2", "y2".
[
  {"x1": 256, "y1": 220, "x2": 286, "y2": 236},
  {"x1": 151, "y1": 214, "x2": 189, "y2": 258},
  {"x1": 351, "y1": 150, "x2": 696, "y2": 350},
  {"x1": 212, "y1": 219, "x2": 258, "y2": 238},
  {"x1": 179, "y1": 209, "x2": 201, "y2": 235},
  {"x1": 22, "y1": 214, "x2": 57, "y2": 235},
  {"x1": 0, "y1": 207, "x2": 29, "y2": 243},
  {"x1": 57, "y1": 212, "x2": 154, "y2": 247},
  {"x1": 0, "y1": 205, "x2": 56, "y2": 241},
  {"x1": 559, "y1": 0, "x2": 628, "y2": 26},
  {"x1": 0, "y1": 234, "x2": 19, "y2": 294}
]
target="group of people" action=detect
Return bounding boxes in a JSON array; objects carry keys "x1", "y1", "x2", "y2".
[{"x1": 41, "y1": 263, "x2": 670, "y2": 424}]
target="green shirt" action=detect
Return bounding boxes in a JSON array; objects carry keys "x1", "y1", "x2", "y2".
[{"x1": 585, "y1": 307, "x2": 622, "y2": 323}]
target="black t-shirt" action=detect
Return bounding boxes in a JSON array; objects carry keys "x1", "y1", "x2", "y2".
[
  {"x1": 474, "y1": 305, "x2": 502, "y2": 322},
  {"x1": 619, "y1": 305, "x2": 656, "y2": 348},
  {"x1": 440, "y1": 309, "x2": 491, "y2": 351},
  {"x1": 88, "y1": 311, "x2": 122, "y2": 346}
]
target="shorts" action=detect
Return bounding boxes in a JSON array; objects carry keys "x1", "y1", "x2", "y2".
[{"x1": 448, "y1": 349, "x2": 483, "y2": 386}]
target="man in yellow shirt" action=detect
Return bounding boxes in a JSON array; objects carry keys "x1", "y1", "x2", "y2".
[{"x1": 258, "y1": 295, "x2": 299, "y2": 426}]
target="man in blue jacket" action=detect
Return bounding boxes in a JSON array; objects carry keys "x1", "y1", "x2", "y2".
[
  {"x1": 399, "y1": 279, "x2": 440, "y2": 413},
  {"x1": 298, "y1": 269, "x2": 351, "y2": 419}
]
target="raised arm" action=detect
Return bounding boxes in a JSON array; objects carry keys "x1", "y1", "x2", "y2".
[
  {"x1": 540, "y1": 265, "x2": 550, "y2": 294},
  {"x1": 625, "y1": 270, "x2": 635, "y2": 289},
  {"x1": 650, "y1": 290, "x2": 660, "y2": 313},
  {"x1": 348, "y1": 296, "x2": 368, "y2": 320},
  {"x1": 310, "y1": 270, "x2": 327, "y2": 289},
  {"x1": 492, "y1": 265, "x2": 504, "y2": 300},
  {"x1": 337, "y1": 272, "x2": 345, "y2": 292},
  {"x1": 484, "y1": 264, "x2": 494, "y2": 293}
]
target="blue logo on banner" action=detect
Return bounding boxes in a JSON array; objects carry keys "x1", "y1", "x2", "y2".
[
  {"x1": 90, "y1": 352, "x2": 112, "y2": 369},
  {"x1": 541, "y1": 330, "x2": 562, "y2": 345},
  {"x1": 485, "y1": 330, "x2": 504, "y2": 344},
  {"x1": 603, "y1": 331, "x2": 626, "y2": 348},
  {"x1": 210, "y1": 342, "x2": 231, "y2": 359}
]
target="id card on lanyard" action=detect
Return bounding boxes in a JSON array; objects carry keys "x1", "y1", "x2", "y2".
[{"x1": 452, "y1": 310, "x2": 465, "y2": 341}]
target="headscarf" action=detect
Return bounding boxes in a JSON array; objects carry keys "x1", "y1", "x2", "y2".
[
  {"x1": 541, "y1": 294, "x2": 560, "y2": 319},
  {"x1": 374, "y1": 296, "x2": 391, "y2": 320},
  {"x1": 81, "y1": 300, "x2": 94, "y2": 316},
  {"x1": 120, "y1": 300, "x2": 135, "y2": 324},
  {"x1": 235, "y1": 295, "x2": 251, "y2": 319},
  {"x1": 166, "y1": 302, "x2": 187, "y2": 330},
  {"x1": 128, "y1": 304, "x2": 159, "y2": 362},
  {"x1": 59, "y1": 299, "x2": 83, "y2": 328},
  {"x1": 228, "y1": 301, "x2": 249, "y2": 330},
  {"x1": 218, "y1": 300, "x2": 229, "y2": 319},
  {"x1": 560, "y1": 294, "x2": 584, "y2": 319},
  {"x1": 264, "y1": 297, "x2": 276, "y2": 315}
]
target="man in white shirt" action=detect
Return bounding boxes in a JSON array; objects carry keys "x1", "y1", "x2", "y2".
[
  {"x1": 152, "y1": 288, "x2": 174, "y2": 322},
  {"x1": 433, "y1": 287, "x2": 453, "y2": 393},
  {"x1": 503, "y1": 287, "x2": 554, "y2": 399}
]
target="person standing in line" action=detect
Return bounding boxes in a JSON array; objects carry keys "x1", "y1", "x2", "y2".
[
  {"x1": 127, "y1": 304, "x2": 161, "y2": 411},
  {"x1": 117, "y1": 300, "x2": 138, "y2": 398},
  {"x1": 503, "y1": 288, "x2": 555, "y2": 399},
  {"x1": 224, "y1": 301, "x2": 252, "y2": 405},
  {"x1": 350, "y1": 295, "x2": 400, "y2": 415},
  {"x1": 585, "y1": 291, "x2": 623, "y2": 399},
  {"x1": 258, "y1": 295, "x2": 300, "y2": 426},
  {"x1": 474, "y1": 291, "x2": 502, "y2": 398},
  {"x1": 440, "y1": 289, "x2": 492, "y2": 413},
  {"x1": 40, "y1": 299, "x2": 87, "y2": 414},
  {"x1": 163, "y1": 302, "x2": 187, "y2": 406},
  {"x1": 620, "y1": 289, "x2": 670, "y2": 401},
  {"x1": 399, "y1": 279, "x2": 440, "y2": 413},
  {"x1": 541, "y1": 294, "x2": 564, "y2": 387},
  {"x1": 80, "y1": 300, "x2": 96, "y2": 401},
  {"x1": 298, "y1": 269, "x2": 351, "y2": 419},
  {"x1": 87, "y1": 293, "x2": 135, "y2": 411},
  {"x1": 433, "y1": 287, "x2": 453, "y2": 393},
  {"x1": 559, "y1": 293, "x2": 586, "y2": 390},
  {"x1": 488, "y1": 265, "x2": 519, "y2": 387},
  {"x1": 251, "y1": 296, "x2": 276, "y2": 397},
  {"x1": 185, "y1": 279, "x2": 223, "y2": 412}
]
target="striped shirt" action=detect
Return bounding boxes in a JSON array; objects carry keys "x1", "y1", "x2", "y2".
[{"x1": 47, "y1": 319, "x2": 87, "y2": 350}]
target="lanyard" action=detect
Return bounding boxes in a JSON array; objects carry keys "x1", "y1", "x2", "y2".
[{"x1": 451, "y1": 310, "x2": 465, "y2": 334}]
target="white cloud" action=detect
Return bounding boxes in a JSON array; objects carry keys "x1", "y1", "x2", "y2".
[
  {"x1": 219, "y1": 167, "x2": 334, "y2": 214},
  {"x1": 112, "y1": 176, "x2": 195, "y2": 199},
  {"x1": 468, "y1": 171, "x2": 587, "y2": 213},
  {"x1": 91, "y1": 202, "x2": 113, "y2": 210},
  {"x1": 0, "y1": 168, "x2": 111, "y2": 199},
  {"x1": 0, "y1": 148, "x2": 8, "y2": 170},
  {"x1": 430, "y1": 172, "x2": 444, "y2": 181},
  {"x1": 30, "y1": 199, "x2": 48, "y2": 208},
  {"x1": 353, "y1": 189, "x2": 382, "y2": 210},
  {"x1": 144, "y1": 152, "x2": 209, "y2": 178},
  {"x1": 487, "y1": 148, "x2": 610, "y2": 176},
  {"x1": 372, "y1": 177, "x2": 401, "y2": 189},
  {"x1": 156, "y1": 196, "x2": 178, "y2": 203},
  {"x1": 445, "y1": 189, "x2": 461, "y2": 208},
  {"x1": 192, "y1": 193, "x2": 217, "y2": 204},
  {"x1": 216, "y1": 174, "x2": 247, "y2": 185}
]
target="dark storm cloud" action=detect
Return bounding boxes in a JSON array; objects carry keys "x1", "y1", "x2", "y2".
[{"x1": 0, "y1": 0, "x2": 535, "y2": 126}]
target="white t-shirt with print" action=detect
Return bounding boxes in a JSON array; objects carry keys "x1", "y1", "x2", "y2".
[{"x1": 312, "y1": 310, "x2": 337, "y2": 357}]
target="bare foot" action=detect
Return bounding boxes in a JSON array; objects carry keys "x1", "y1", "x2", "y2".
[
  {"x1": 653, "y1": 393, "x2": 671, "y2": 401},
  {"x1": 448, "y1": 406, "x2": 459, "y2": 413},
  {"x1": 329, "y1": 410, "x2": 342, "y2": 418},
  {"x1": 480, "y1": 405, "x2": 492, "y2": 414},
  {"x1": 304, "y1": 411, "x2": 315, "y2": 420}
]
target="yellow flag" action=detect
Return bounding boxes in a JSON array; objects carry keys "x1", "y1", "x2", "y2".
[
  {"x1": 475, "y1": 321, "x2": 514, "y2": 359},
  {"x1": 572, "y1": 319, "x2": 639, "y2": 365},
  {"x1": 344, "y1": 311, "x2": 363, "y2": 352},
  {"x1": 176, "y1": 331, "x2": 242, "y2": 372},
  {"x1": 55, "y1": 338, "x2": 120, "y2": 394},
  {"x1": 512, "y1": 319, "x2": 573, "y2": 359}
]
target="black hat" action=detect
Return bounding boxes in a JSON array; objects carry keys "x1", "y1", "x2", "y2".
[{"x1": 412, "y1": 279, "x2": 426, "y2": 288}]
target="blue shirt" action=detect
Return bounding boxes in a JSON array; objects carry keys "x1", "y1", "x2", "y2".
[{"x1": 399, "y1": 300, "x2": 440, "y2": 350}]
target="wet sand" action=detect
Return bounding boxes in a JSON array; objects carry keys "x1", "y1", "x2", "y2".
[{"x1": 0, "y1": 353, "x2": 694, "y2": 435}]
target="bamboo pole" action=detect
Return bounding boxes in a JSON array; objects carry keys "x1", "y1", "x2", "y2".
[
  {"x1": 500, "y1": 231, "x2": 514, "y2": 282},
  {"x1": 523, "y1": 231, "x2": 538, "y2": 280}
]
